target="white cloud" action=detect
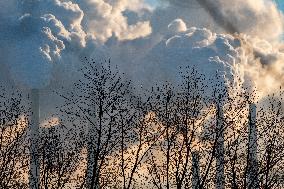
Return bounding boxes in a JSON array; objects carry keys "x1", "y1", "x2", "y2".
[
  {"x1": 0, "y1": 0, "x2": 153, "y2": 88},
  {"x1": 155, "y1": 0, "x2": 284, "y2": 41},
  {"x1": 168, "y1": 18, "x2": 187, "y2": 33},
  {"x1": 0, "y1": 0, "x2": 283, "y2": 119},
  {"x1": 131, "y1": 26, "x2": 243, "y2": 99},
  {"x1": 77, "y1": 0, "x2": 152, "y2": 42},
  {"x1": 215, "y1": 0, "x2": 284, "y2": 41}
]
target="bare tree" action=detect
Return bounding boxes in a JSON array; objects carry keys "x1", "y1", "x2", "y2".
[
  {"x1": 143, "y1": 68, "x2": 282, "y2": 189},
  {"x1": 45, "y1": 62, "x2": 284, "y2": 189},
  {"x1": 38, "y1": 123, "x2": 83, "y2": 189},
  {"x1": 225, "y1": 89, "x2": 284, "y2": 189},
  {"x1": 0, "y1": 86, "x2": 29, "y2": 189},
  {"x1": 144, "y1": 69, "x2": 226, "y2": 189},
  {"x1": 59, "y1": 59, "x2": 142, "y2": 189}
]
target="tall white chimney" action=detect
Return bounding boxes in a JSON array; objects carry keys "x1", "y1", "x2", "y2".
[
  {"x1": 192, "y1": 151, "x2": 200, "y2": 189},
  {"x1": 216, "y1": 103, "x2": 224, "y2": 189},
  {"x1": 86, "y1": 122, "x2": 96, "y2": 188},
  {"x1": 247, "y1": 103, "x2": 258, "y2": 188},
  {"x1": 29, "y1": 89, "x2": 40, "y2": 189}
]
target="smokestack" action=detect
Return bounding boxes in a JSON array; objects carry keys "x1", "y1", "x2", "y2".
[
  {"x1": 86, "y1": 106, "x2": 100, "y2": 189},
  {"x1": 247, "y1": 103, "x2": 259, "y2": 188},
  {"x1": 29, "y1": 89, "x2": 40, "y2": 189},
  {"x1": 216, "y1": 103, "x2": 224, "y2": 189},
  {"x1": 86, "y1": 122, "x2": 95, "y2": 188},
  {"x1": 192, "y1": 151, "x2": 200, "y2": 189}
]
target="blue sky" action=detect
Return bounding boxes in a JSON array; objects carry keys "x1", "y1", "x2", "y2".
[
  {"x1": 275, "y1": 0, "x2": 284, "y2": 11},
  {"x1": 145, "y1": 0, "x2": 159, "y2": 7}
]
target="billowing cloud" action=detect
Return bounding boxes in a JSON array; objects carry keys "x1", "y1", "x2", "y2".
[
  {"x1": 0, "y1": 0, "x2": 152, "y2": 89},
  {"x1": 77, "y1": 0, "x2": 152, "y2": 42},
  {"x1": 238, "y1": 35, "x2": 284, "y2": 97},
  {"x1": 168, "y1": 18, "x2": 187, "y2": 33},
  {"x1": 0, "y1": 0, "x2": 284, "y2": 123},
  {"x1": 0, "y1": 0, "x2": 85, "y2": 88},
  {"x1": 131, "y1": 25, "x2": 243, "y2": 98},
  {"x1": 130, "y1": 17, "x2": 284, "y2": 101},
  {"x1": 215, "y1": 0, "x2": 284, "y2": 41},
  {"x1": 155, "y1": 0, "x2": 284, "y2": 41}
]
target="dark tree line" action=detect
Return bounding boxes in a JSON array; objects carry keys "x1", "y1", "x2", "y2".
[{"x1": 0, "y1": 60, "x2": 284, "y2": 189}]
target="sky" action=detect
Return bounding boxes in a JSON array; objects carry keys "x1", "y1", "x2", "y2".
[
  {"x1": 276, "y1": 0, "x2": 284, "y2": 10},
  {"x1": 0, "y1": 0, "x2": 284, "y2": 119},
  {"x1": 145, "y1": 0, "x2": 159, "y2": 7}
]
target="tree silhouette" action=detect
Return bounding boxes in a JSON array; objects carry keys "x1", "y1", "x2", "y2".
[
  {"x1": 224, "y1": 89, "x2": 284, "y2": 189},
  {"x1": 38, "y1": 124, "x2": 84, "y2": 189},
  {"x1": 1, "y1": 63, "x2": 284, "y2": 189},
  {"x1": 59, "y1": 59, "x2": 143, "y2": 188},
  {"x1": 0, "y1": 87, "x2": 29, "y2": 189}
]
